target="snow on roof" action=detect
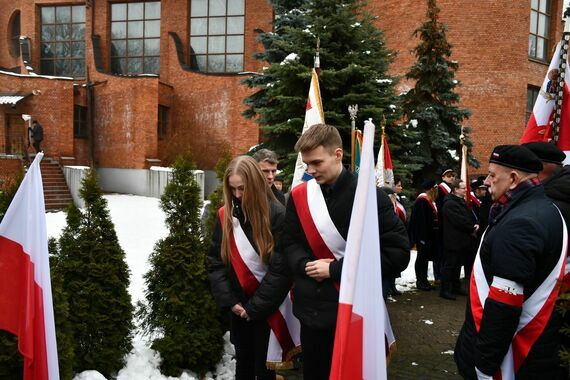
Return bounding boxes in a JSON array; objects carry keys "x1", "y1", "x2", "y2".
[
  {"x1": 0, "y1": 69, "x2": 74, "y2": 80},
  {"x1": 0, "y1": 93, "x2": 31, "y2": 105}
]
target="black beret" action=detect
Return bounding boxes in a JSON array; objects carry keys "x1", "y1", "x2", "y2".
[
  {"x1": 489, "y1": 145, "x2": 543, "y2": 173},
  {"x1": 522, "y1": 142, "x2": 566, "y2": 164},
  {"x1": 421, "y1": 179, "x2": 436, "y2": 190},
  {"x1": 471, "y1": 179, "x2": 485, "y2": 188}
]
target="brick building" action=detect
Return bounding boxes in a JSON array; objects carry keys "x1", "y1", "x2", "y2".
[{"x1": 0, "y1": 0, "x2": 565, "y2": 193}]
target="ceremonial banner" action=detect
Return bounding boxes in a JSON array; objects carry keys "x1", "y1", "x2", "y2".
[
  {"x1": 291, "y1": 69, "x2": 325, "y2": 188},
  {"x1": 330, "y1": 119, "x2": 395, "y2": 380},
  {"x1": 352, "y1": 129, "x2": 363, "y2": 176},
  {"x1": 375, "y1": 132, "x2": 394, "y2": 188},
  {"x1": 0, "y1": 152, "x2": 59, "y2": 380},
  {"x1": 460, "y1": 143, "x2": 474, "y2": 207}
]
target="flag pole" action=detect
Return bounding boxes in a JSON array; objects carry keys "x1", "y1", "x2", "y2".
[
  {"x1": 349, "y1": 104, "x2": 358, "y2": 172},
  {"x1": 550, "y1": 5, "x2": 570, "y2": 144}
]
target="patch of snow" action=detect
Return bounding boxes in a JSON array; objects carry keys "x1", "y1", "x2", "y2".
[
  {"x1": 409, "y1": 119, "x2": 418, "y2": 128},
  {"x1": 441, "y1": 350, "x2": 454, "y2": 355},
  {"x1": 376, "y1": 79, "x2": 393, "y2": 84},
  {"x1": 423, "y1": 320, "x2": 434, "y2": 325},
  {"x1": 411, "y1": 362, "x2": 418, "y2": 366},
  {"x1": 280, "y1": 53, "x2": 299, "y2": 65}
]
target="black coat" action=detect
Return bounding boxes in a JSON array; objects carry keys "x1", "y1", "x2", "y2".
[
  {"x1": 408, "y1": 195, "x2": 439, "y2": 259},
  {"x1": 280, "y1": 169, "x2": 410, "y2": 329},
  {"x1": 442, "y1": 194, "x2": 476, "y2": 253},
  {"x1": 207, "y1": 199, "x2": 285, "y2": 311},
  {"x1": 543, "y1": 165, "x2": 570, "y2": 224},
  {"x1": 271, "y1": 184, "x2": 286, "y2": 206},
  {"x1": 454, "y1": 185, "x2": 566, "y2": 379}
]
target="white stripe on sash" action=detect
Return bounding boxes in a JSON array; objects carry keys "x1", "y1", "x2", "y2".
[
  {"x1": 267, "y1": 293, "x2": 301, "y2": 364},
  {"x1": 232, "y1": 217, "x2": 267, "y2": 282},
  {"x1": 306, "y1": 179, "x2": 346, "y2": 260}
]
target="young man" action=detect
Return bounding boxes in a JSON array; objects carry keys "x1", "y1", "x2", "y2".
[
  {"x1": 280, "y1": 124, "x2": 410, "y2": 380},
  {"x1": 29, "y1": 120, "x2": 44, "y2": 153},
  {"x1": 455, "y1": 145, "x2": 567, "y2": 379},
  {"x1": 253, "y1": 149, "x2": 286, "y2": 205}
]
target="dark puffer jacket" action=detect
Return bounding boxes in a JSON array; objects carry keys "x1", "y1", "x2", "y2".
[
  {"x1": 280, "y1": 169, "x2": 410, "y2": 329},
  {"x1": 207, "y1": 198, "x2": 285, "y2": 311},
  {"x1": 454, "y1": 185, "x2": 566, "y2": 379},
  {"x1": 543, "y1": 165, "x2": 570, "y2": 223},
  {"x1": 442, "y1": 194, "x2": 476, "y2": 253}
]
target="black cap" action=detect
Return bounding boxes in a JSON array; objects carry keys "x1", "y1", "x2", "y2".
[
  {"x1": 471, "y1": 179, "x2": 486, "y2": 188},
  {"x1": 441, "y1": 168, "x2": 456, "y2": 176},
  {"x1": 522, "y1": 142, "x2": 566, "y2": 164},
  {"x1": 489, "y1": 145, "x2": 543, "y2": 173},
  {"x1": 381, "y1": 186, "x2": 395, "y2": 195},
  {"x1": 421, "y1": 179, "x2": 436, "y2": 190}
]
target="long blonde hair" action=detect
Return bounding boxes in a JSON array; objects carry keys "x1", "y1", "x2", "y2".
[{"x1": 220, "y1": 156, "x2": 275, "y2": 265}]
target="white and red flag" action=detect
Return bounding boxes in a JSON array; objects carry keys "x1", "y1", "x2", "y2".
[
  {"x1": 460, "y1": 142, "x2": 475, "y2": 208},
  {"x1": 520, "y1": 42, "x2": 570, "y2": 164},
  {"x1": 291, "y1": 68, "x2": 325, "y2": 189},
  {"x1": 375, "y1": 131, "x2": 394, "y2": 188},
  {"x1": 330, "y1": 119, "x2": 395, "y2": 380},
  {"x1": 0, "y1": 152, "x2": 59, "y2": 380}
]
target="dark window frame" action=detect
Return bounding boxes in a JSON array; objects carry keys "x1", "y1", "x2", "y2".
[
  {"x1": 74, "y1": 105, "x2": 88, "y2": 138},
  {"x1": 189, "y1": 0, "x2": 245, "y2": 73},
  {"x1": 158, "y1": 105, "x2": 168, "y2": 139},
  {"x1": 9, "y1": 10, "x2": 21, "y2": 58},
  {"x1": 39, "y1": 5, "x2": 86, "y2": 77},
  {"x1": 526, "y1": 85, "x2": 541, "y2": 125},
  {"x1": 528, "y1": 0, "x2": 551, "y2": 62},
  {"x1": 110, "y1": 1, "x2": 161, "y2": 75}
]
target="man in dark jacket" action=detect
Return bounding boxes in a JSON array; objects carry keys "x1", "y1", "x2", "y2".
[
  {"x1": 253, "y1": 148, "x2": 286, "y2": 206},
  {"x1": 279, "y1": 124, "x2": 410, "y2": 380},
  {"x1": 455, "y1": 145, "x2": 567, "y2": 379},
  {"x1": 29, "y1": 120, "x2": 43, "y2": 153},
  {"x1": 440, "y1": 179, "x2": 479, "y2": 300}
]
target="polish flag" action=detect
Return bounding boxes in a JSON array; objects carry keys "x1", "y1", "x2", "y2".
[
  {"x1": 0, "y1": 152, "x2": 59, "y2": 380},
  {"x1": 375, "y1": 133, "x2": 394, "y2": 188},
  {"x1": 520, "y1": 41, "x2": 570, "y2": 164},
  {"x1": 330, "y1": 119, "x2": 394, "y2": 380},
  {"x1": 291, "y1": 68, "x2": 325, "y2": 188},
  {"x1": 460, "y1": 143, "x2": 474, "y2": 207}
]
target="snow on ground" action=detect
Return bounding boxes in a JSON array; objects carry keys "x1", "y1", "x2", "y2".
[{"x1": 45, "y1": 194, "x2": 426, "y2": 379}]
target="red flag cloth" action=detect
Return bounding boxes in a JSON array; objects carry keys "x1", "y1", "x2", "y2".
[
  {"x1": 330, "y1": 120, "x2": 394, "y2": 380},
  {"x1": 0, "y1": 153, "x2": 59, "y2": 380},
  {"x1": 520, "y1": 42, "x2": 570, "y2": 164},
  {"x1": 460, "y1": 144, "x2": 472, "y2": 208}
]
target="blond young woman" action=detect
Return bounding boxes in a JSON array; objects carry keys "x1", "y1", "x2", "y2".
[{"x1": 207, "y1": 156, "x2": 288, "y2": 380}]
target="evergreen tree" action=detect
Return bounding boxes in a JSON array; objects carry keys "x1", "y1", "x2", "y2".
[
  {"x1": 203, "y1": 150, "x2": 232, "y2": 242},
  {"x1": 402, "y1": 0, "x2": 475, "y2": 185},
  {"x1": 139, "y1": 153, "x2": 224, "y2": 377},
  {"x1": 58, "y1": 169, "x2": 133, "y2": 378},
  {"x1": 243, "y1": 0, "x2": 420, "y2": 181}
]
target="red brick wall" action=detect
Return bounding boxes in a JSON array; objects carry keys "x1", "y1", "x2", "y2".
[
  {"x1": 0, "y1": 158, "x2": 23, "y2": 186},
  {"x1": 373, "y1": 0, "x2": 565, "y2": 174}
]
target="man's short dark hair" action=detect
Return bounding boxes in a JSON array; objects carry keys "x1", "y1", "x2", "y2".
[
  {"x1": 252, "y1": 149, "x2": 279, "y2": 165},
  {"x1": 451, "y1": 178, "x2": 464, "y2": 191},
  {"x1": 294, "y1": 124, "x2": 342, "y2": 154}
]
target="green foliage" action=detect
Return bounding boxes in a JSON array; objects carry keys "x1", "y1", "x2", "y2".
[
  {"x1": 57, "y1": 169, "x2": 133, "y2": 378},
  {"x1": 0, "y1": 169, "x2": 23, "y2": 223},
  {"x1": 48, "y1": 238, "x2": 75, "y2": 380},
  {"x1": 402, "y1": 0, "x2": 476, "y2": 186},
  {"x1": 203, "y1": 151, "x2": 232, "y2": 242},
  {"x1": 139, "y1": 152, "x2": 224, "y2": 377},
  {"x1": 243, "y1": 0, "x2": 419, "y2": 182}
]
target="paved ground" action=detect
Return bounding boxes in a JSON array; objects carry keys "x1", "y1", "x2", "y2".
[{"x1": 278, "y1": 281, "x2": 467, "y2": 379}]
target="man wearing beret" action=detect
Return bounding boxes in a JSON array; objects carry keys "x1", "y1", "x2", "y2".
[{"x1": 454, "y1": 145, "x2": 568, "y2": 379}]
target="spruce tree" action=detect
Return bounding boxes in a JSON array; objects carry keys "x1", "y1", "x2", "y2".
[
  {"x1": 243, "y1": 0, "x2": 419, "y2": 181},
  {"x1": 139, "y1": 153, "x2": 224, "y2": 377},
  {"x1": 58, "y1": 169, "x2": 133, "y2": 378},
  {"x1": 402, "y1": 0, "x2": 475, "y2": 185}
]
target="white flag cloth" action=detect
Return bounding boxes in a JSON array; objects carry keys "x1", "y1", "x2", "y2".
[
  {"x1": 0, "y1": 152, "x2": 60, "y2": 380},
  {"x1": 291, "y1": 68, "x2": 325, "y2": 189},
  {"x1": 330, "y1": 119, "x2": 394, "y2": 380}
]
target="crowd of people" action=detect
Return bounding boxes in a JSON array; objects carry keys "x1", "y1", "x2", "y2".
[{"x1": 206, "y1": 122, "x2": 570, "y2": 379}]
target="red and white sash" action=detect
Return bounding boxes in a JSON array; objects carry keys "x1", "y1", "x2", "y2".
[
  {"x1": 439, "y1": 182, "x2": 451, "y2": 196},
  {"x1": 395, "y1": 200, "x2": 407, "y2": 223},
  {"x1": 219, "y1": 208, "x2": 301, "y2": 366},
  {"x1": 470, "y1": 192, "x2": 482, "y2": 207},
  {"x1": 470, "y1": 212, "x2": 568, "y2": 379},
  {"x1": 291, "y1": 179, "x2": 346, "y2": 289},
  {"x1": 416, "y1": 193, "x2": 438, "y2": 218}
]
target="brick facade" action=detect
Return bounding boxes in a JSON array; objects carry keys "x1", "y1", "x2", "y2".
[{"x1": 0, "y1": 0, "x2": 565, "y2": 177}]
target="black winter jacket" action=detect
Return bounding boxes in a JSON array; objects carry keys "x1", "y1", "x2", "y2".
[
  {"x1": 442, "y1": 194, "x2": 476, "y2": 253},
  {"x1": 207, "y1": 198, "x2": 285, "y2": 312},
  {"x1": 454, "y1": 185, "x2": 566, "y2": 379},
  {"x1": 280, "y1": 169, "x2": 410, "y2": 329},
  {"x1": 543, "y1": 165, "x2": 570, "y2": 224},
  {"x1": 408, "y1": 195, "x2": 439, "y2": 259}
]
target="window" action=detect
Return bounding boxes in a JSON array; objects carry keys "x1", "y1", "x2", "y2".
[
  {"x1": 529, "y1": 0, "x2": 550, "y2": 61},
  {"x1": 158, "y1": 105, "x2": 168, "y2": 139},
  {"x1": 111, "y1": 1, "x2": 161, "y2": 75},
  {"x1": 40, "y1": 5, "x2": 86, "y2": 77},
  {"x1": 189, "y1": 0, "x2": 244, "y2": 73},
  {"x1": 9, "y1": 11, "x2": 21, "y2": 58},
  {"x1": 526, "y1": 85, "x2": 540, "y2": 124},
  {"x1": 74, "y1": 105, "x2": 88, "y2": 138}
]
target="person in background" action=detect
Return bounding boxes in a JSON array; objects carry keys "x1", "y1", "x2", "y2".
[
  {"x1": 435, "y1": 168, "x2": 457, "y2": 284},
  {"x1": 440, "y1": 179, "x2": 479, "y2": 300},
  {"x1": 274, "y1": 174, "x2": 284, "y2": 192},
  {"x1": 280, "y1": 124, "x2": 409, "y2": 379},
  {"x1": 382, "y1": 186, "x2": 406, "y2": 297},
  {"x1": 392, "y1": 175, "x2": 409, "y2": 220},
  {"x1": 455, "y1": 145, "x2": 567, "y2": 379},
  {"x1": 29, "y1": 120, "x2": 43, "y2": 153},
  {"x1": 408, "y1": 180, "x2": 440, "y2": 291},
  {"x1": 208, "y1": 156, "x2": 286, "y2": 380},
  {"x1": 253, "y1": 149, "x2": 286, "y2": 206}
]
